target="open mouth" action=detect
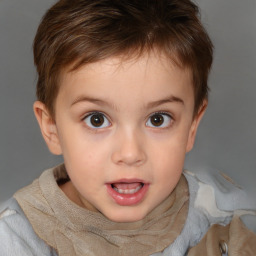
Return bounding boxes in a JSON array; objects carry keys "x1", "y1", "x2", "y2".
[
  {"x1": 107, "y1": 181, "x2": 149, "y2": 206},
  {"x1": 111, "y1": 182, "x2": 144, "y2": 194}
]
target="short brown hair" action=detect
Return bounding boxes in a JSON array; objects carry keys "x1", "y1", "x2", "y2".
[{"x1": 34, "y1": 0, "x2": 213, "y2": 117}]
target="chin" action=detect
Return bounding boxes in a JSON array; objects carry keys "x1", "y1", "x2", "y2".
[{"x1": 105, "y1": 208, "x2": 147, "y2": 223}]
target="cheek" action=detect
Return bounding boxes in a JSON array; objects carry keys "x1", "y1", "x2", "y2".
[
  {"x1": 58, "y1": 126, "x2": 107, "y2": 163},
  {"x1": 65, "y1": 145, "x2": 107, "y2": 171},
  {"x1": 155, "y1": 150, "x2": 185, "y2": 180},
  {"x1": 148, "y1": 132, "x2": 189, "y2": 180},
  {"x1": 64, "y1": 144, "x2": 107, "y2": 190},
  {"x1": 150, "y1": 132, "x2": 189, "y2": 161}
]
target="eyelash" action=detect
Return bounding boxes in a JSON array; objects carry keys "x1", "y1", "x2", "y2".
[
  {"x1": 82, "y1": 111, "x2": 174, "y2": 130},
  {"x1": 146, "y1": 111, "x2": 174, "y2": 129},
  {"x1": 82, "y1": 111, "x2": 111, "y2": 130}
]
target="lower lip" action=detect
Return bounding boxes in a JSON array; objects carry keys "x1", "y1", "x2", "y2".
[{"x1": 106, "y1": 183, "x2": 149, "y2": 206}]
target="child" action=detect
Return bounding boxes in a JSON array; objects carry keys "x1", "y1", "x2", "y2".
[{"x1": 0, "y1": 0, "x2": 255, "y2": 255}]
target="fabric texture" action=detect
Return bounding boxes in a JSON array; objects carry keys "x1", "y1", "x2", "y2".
[
  {"x1": 169, "y1": 170, "x2": 256, "y2": 256},
  {"x1": 14, "y1": 164, "x2": 189, "y2": 256},
  {"x1": 0, "y1": 198, "x2": 57, "y2": 256},
  {"x1": 0, "y1": 165, "x2": 255, "y2": 255},
  {"x1": 188, "y1": 215, "x2": 256, "y2": 255}
]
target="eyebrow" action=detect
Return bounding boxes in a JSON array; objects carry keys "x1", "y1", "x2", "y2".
[
  {"x1": 71, "y1": 95, "x2": 184, "y2": 109},
  {"x1": 146, "y1": 95, "x2": 184, "y2": 108},
  {"x1": 71, "y1": 96, "x2": 118, "y2": 110}
]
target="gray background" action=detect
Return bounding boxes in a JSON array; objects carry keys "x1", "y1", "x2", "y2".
[{"x1": 0, "y1": 0, "x2": 255, "y2": 203}]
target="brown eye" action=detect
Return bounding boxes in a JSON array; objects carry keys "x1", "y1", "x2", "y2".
[
  {"x1": 146, "y1": 113, "x2": 172, "y2": 128},
  {"x1": 84, "y1": 112, "x2": 110, "y2": 128},
  {"x1": 90, "y1": 114, "x2": 104, "y2": 127},
  {"x1": 150, "y1": 114, "x2": 164, "y2": 127}
]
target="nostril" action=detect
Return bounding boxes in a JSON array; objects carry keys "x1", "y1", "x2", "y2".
[{"x1": 112, "y1": 151, "x2": 146, "y2": 166}]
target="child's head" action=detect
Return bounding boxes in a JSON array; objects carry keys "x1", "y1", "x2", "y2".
[
  {"x1": 34, "y1": 0, "x2": 213, "y2": 119},
  {"x1": 33, "y1": 0, "x2": 213, "y2": 222}
]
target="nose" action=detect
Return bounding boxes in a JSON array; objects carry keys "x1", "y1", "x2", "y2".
[{"x1": 111, "y1": 129, "x2": 146, "y2": 167}]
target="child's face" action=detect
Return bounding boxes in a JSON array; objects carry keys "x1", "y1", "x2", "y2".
[{"x1": 35, "y1": 51, "x2": 205, "y2": 222}]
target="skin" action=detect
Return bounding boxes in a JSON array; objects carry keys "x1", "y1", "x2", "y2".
[{"x1": 34, "y1": 51, "x2": 206, "y2": 222}]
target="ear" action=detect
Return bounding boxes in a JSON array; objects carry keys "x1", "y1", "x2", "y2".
[
  {"x1": 186, "y1": 100, "x2": 207, "y2": 152},
  {"x1": 33, "y1": 101, "x2": 62, "y2": 155}
]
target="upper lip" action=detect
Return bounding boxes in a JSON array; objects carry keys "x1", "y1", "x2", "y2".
[{"x1": 107, "y1": 178, "x2": 148, "y2": 184}]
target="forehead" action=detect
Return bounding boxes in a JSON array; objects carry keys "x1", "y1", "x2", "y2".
[{"x1": 57, "y1": 51, "x2": 194, "y2": 110}]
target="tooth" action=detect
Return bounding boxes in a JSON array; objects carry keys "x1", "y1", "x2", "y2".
[{"x1": 113, "y1": 184, "x2": 142, "y2": 194}]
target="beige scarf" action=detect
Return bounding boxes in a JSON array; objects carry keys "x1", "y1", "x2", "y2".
[{"x1": 14, "y1": 165, "x2": 189, "y2": 256}]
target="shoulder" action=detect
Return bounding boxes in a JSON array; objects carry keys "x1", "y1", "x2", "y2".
[
  {"x1": 0, "y1": 198, "x2": 57, "y2": 256},
  {"x1": 182, "y1": 168, "x2": 256, "y2": 255},
  {"x1": 187, "y1": 215, "x2": 256, "y2": 255},
  {"x1": 151, "y1": 168, "x2": 256, "y2": 256},
  {"x1": 184, "y1": 167, "x2": 256, "y2": 233}
]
